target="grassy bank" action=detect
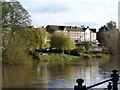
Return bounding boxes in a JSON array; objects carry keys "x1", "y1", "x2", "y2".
[
  {"x1": 37, "y1": 53, "x2": 111, "y2": 62},
  {"x1": 39, "y1": 54, "x2": 80, "y2": 61}
]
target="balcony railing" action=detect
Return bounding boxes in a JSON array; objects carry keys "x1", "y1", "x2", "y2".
[{"x1": 74, "y1": 70, "x2": 120, "y2": 90}]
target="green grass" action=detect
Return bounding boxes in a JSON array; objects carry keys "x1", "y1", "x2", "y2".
[
  {"x1": 39, "y1": 54, "x2": 80, "y2": 61},
  {"x1": 39, "y1": 55, "x2": 63, "y2": 60}
]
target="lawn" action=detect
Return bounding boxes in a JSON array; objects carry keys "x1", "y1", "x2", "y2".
[{"x1": 39, "y1": 54, "x2": 80, "y2": 61}]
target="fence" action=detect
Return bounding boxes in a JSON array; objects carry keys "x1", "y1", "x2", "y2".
[{"x1": 74, "y1": 70, "x2": 120, "y2": 90}]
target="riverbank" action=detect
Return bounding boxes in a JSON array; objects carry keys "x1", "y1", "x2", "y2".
[
  {"x1": 2, "y1": 51, "x2": 111, "y2": 65},
  {"x1": 36, "y1": 53, "x2": 110, "y2": 62},
  {"x1": 39, "y1": 54, "x2": 80, "y2": 61}
]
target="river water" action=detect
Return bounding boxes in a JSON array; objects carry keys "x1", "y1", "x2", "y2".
[{"x1": 2, "y1": 56, "x2": 120, "y2": 89}]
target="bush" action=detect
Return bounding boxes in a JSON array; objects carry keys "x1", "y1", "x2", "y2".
[
  {"x1": 35, "y1": 49, "x2": 49, "y2": 53},
  {"x1": 83, "y1": 54, "x2": 91, "y2": 59},
  {"x1": 76, "y1": 45, "x2": 86, "y2": 53},
  {"x1": 64, "y1": 50, "x2": 71, "y2": 54},
  {"x1": 29, "y1": 51, "x2": 40, "y2": 61},
  {"x1": 70, "y1": 50, "x2": 80, "y2": 56},
  {"x1": 90, "y1": 51, "x2": 110, "y2": 54},
  {"x1": 49, "y1": 49, "x2": 63, "y2": 53},
  {"x1": 101, "y1": 51, "x2": 110, "y2": 54},
  {"x1": 81, "y1": 41, "x2": 92, "y2": 50}
]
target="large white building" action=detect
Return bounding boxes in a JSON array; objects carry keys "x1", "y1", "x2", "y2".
[{"x1": 46, "y1": 25, "x2": 97, "y2": 44}]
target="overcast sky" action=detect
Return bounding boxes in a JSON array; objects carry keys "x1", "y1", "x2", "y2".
[{"x1": 17, "y1": 0, "x2": 119, "y2": 29}]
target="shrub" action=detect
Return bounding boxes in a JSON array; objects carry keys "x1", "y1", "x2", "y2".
[
  {"x1": 81, "y1": 41, "x2": 92, "y2": 50},
  {"x1": 70, "y1": 50, "x2": 80, "y2": 56},
  {"x1": 83, "y1": 54, "x2": 91, "y2": 59},
  {"x1": 76, "y1": 45, "x2": 86, "y2": 53},
  {"x1": 64, "y1": 50, "x2": 71, "y2": 55},
  {"x1": 90, "y1": 51, "x2": 110, "y2": 54},
  {"x1": 29, "y1": 51, "x2": 40, "y2": 61},
  {"x1": 49, "y1": 49, "x2": 63, "y2": 53}
]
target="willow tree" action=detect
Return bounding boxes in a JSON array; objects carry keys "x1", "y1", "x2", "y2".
[
  {"x1": 51, "y1": 32, "x2": 75, "y2": 50},
  {"x1": 25, "y1": 27, "x2": 48, "y2": 49},
  {"x1": 36, "y1": 27, "x2": 48, "y2": 49}
]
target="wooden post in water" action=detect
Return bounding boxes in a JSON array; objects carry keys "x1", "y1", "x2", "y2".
[
  {"x1": 74, "y1": 79, "x2": 86, "y2": 90},
  {"x1": 111, "y1": 70, "x2": 119, "y2": 90}
]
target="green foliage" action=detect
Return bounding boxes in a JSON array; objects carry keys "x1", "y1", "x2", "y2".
[
  {"x1": 77, "y1": 45, "x2": 86, "y2": 53},
  {"x1": 2, "y1": 1, "x2": 32, "y2": 64},
  {"x1": 45, "y1": 43, "x2": 50, "y2": 48},
  {"x1": 90, "y1": 51, "x2": 110, "y2": 54},
  {"x1": 2, "y1": 1, "x2": 31, "y2": 27},
  {"x1": 97, "y1": 21, "x2": 119, "y2": 55},
  {"x1": 29, "y1": 50, "x2": 40, "y2": 61},
  {"x1": 51, "y1": 32, "x2": 75, "y2": 50},
  {"x1": 24, "y1": 27, "x2": 48, "y2": 49},
  {"x1": 2, "y1": 33, "x2": 32, "y2": 64},
  {"x1": 81, "y1": 41, "x2": 92, "y2": 50},
  {"x1": 82, "y1": 54, "x2": 91, "y2": 59},
  {"x1": 70, "y1": 50, "x2": 80, "y2": 56},
  {"x1": 2, "y1": 1, "x2": 31, "y2": 52},
  {"x1": 36, "y1": 27, "x2": 48, "y2": 49}
]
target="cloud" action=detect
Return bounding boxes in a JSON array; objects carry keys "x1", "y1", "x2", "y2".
[
  {"x1": 64, "y1": 22, "x2": 99, "y2": 28},
  {"x1": 21, "y1": 1, "x2": 70, "y2": 14},
  {"x1": 19, "y1": 0, "x2": 119, "y2": 29},
  {"x1": 32, "y1": 5, "x2": 70, "y2": 13}
]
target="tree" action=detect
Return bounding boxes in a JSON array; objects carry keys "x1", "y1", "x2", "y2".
[
  {"x1": 25, "y1": 27, "x2": 48, "y2": 49},
  {"x1": 78, "y1": 45, "x2": 86, "y2": 52},
  {"x1": 36, "y1": 27, "x2": 48, "y2": 49},
  {"x1": 50, "y1": 32, "x2": 75, "y2": 50},
  {"x1": 2, "y1": 1, "x2": 32, "y2": 64},
  {"x1": 106, "y1": 21, "x2": 116, "y2": 29},
  {"x1": 97, "y1": 21, "x2": 119, "y2": 55},
  {"x1": 81, "y1": 41, "x2": 92, "y2": 51},
  {"x1": 2, "y1": 32, "x2": 32, "y2": 64},
  {"x1": 2, "y1": 1, "x2": 31, "y2": 27},
  {"x1": 2, "y1": 1, "x2": 31, "y2": 52}
]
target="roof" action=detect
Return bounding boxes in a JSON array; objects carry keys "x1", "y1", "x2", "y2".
[
  {"x1": 82, "y1": 28, "x2": 87, "y2": 31},
  {"x1": 47, "y1": 25, "x2": 65, "y2": 31},
  {"x1": 47, "y1": 25, "x2": 96, "y2": 32},
  {"x1": 89, "y1": 29, "x2": 96, "y2": 33},
  {"x1": 47, "y1": 25, "x2": 84, "y2": 32},
  {"x1": 82, "y1": 28, "x2": 96, "y2": 33}
]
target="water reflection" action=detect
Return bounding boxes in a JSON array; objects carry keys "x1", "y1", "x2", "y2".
[{"x1": 2, "y1": 57, "x2": 120, "y2": 88}]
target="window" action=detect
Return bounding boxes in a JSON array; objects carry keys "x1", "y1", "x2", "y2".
[
  {"x1": 77, "y1": 32, "x2": 80, "y2": 34},
  {"x1": 69, "y1": 32, "x2": 74, "y2": 35}
]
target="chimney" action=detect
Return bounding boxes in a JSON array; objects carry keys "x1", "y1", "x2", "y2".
[
  {"x1": 87, "y1": 26, "x2": 89, "y2": 28},
  {"x1": 75, "y1": 26, "x2": 77, "y2": 29}
]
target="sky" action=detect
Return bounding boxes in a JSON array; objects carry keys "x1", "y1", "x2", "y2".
[{"x1": 11, "y1": 0, "x2": 120, "y2": 29}]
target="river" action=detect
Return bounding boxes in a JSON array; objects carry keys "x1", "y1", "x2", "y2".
[{"x1": 2, "y1": 56, "x2": 120, "y2": 89}]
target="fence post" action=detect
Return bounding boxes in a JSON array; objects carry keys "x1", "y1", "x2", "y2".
[
  {"x1": 111, "y1": 70, "x2": 119, "y2": 90},
  {"x1": 74, "y1": 79, "x2": 86, "y2": 90},
  {"x1": 107, "y1": 82, "x2": 112, "y2": 90}
]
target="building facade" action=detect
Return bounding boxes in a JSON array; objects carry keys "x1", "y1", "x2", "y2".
[{"x1": 46, "y1": 25, "x2": 97, "y2": 43}]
